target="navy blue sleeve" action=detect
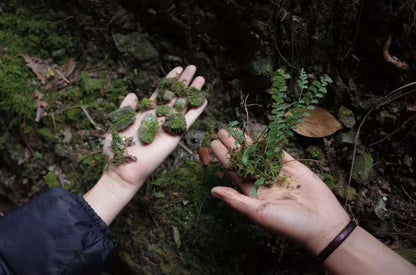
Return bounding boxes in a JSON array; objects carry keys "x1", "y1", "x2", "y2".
[{"x1": 0, "y1": 188, "x2": 114, "y2": 275}]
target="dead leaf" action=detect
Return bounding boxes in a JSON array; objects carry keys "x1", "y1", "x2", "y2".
[
  {"x1": 198, "y1": 147, "x2": 210, "y2": 166},
  {"x1": 286, "y1": 106, "x2": 342, "y2": 138},
  {"x1": 21, "y1": 54, "x2": 82, "y2": 90},
  {"x1": 21, "y1": 54, "x2": 53, "y2": 84}
]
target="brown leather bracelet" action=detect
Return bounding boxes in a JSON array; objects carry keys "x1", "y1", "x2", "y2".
[{"x1": 317, "y1": 218, "x2": 358, "y2": 264}]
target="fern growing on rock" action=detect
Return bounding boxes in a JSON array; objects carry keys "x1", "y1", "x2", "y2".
[{"x1": 228, "y1": 68, "x2": 332, "y2": 196}]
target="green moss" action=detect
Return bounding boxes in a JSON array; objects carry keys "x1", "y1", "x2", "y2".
[
  {"x1": 139, "y1": 114, "x2": 159, "y2": 144},
  {"x1": 174, "y1": 98, "x2": 187, "y2": 112},
  {"x1": 352, "y1": 152, "x2": 374, "y2": 183},
  {"x1": 44, "y1": 171, "x2": 60, "y2": 189},
  {"x1": 108, "y1": 106, "x2": 136, "y2": 131},
  {"x1": 139, "y1": 98, "x2": 155, "y2": 111},
  {"x1": 78, "y1": 72, "x2": 106, "y2": 95},
  {"x1": 36, "y1": 128, "x2": 56, "y2": 142},
  {"x1": 156, "y1": 89, "x2": 175, "y2": 104},
  {"x1": 110, "y1": 130, "x2": 136, "y2": 166},
  {"x1": 156, "y1": 105, "x2": 173, "y2": 117},
  {"x1": 163, "y1": 113, "x2": 187, "y2": 135},
  {"x1": 187, "y1": 88, "x2": 206, "y2": 108},
  {"x1": 306, "y1": 145, "x2": 323, "y2": 159}
]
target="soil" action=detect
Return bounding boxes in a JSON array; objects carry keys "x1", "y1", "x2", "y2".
[{"x1": 0, "y1": 0, "x2": 415, "y2": 274}]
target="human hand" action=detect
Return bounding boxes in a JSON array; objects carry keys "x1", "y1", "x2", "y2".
[
  {"x1": 210, "y1": 129, "x2": 350, "y2": 256},
  {"x1": 103, "y1": 65, "x2": 206, "y2": 190}
]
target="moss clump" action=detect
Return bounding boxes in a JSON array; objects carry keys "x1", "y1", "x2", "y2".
[
  {"x1": 174, "y1": 98, "x2": 187, "y2": 112},
  {"x1": 44, "y1": 171, "x2": 60, "y2": 189},
  {"x1": 108, "y1": 106, "x2": 136, "y2": 131},
  {"x1": 156, "y1": 89, "x2": 175, "y2": 104},
  {"x1": 111, "y1": 129, "x2": 128, "y2": 166},
  {"x1": 156, "y1": 105, "x2": 173, "y2": 117},
  {"x1": 187, "y1": 88, "x2": 206, "y2": 108},
  {"x1": 139, "y1": 114, "x2": 159, "y2": 144},
  {"x1": 139, "y1": 98, "x2": 155, "y2": 111},
  {"x1": 163, "y1": 113, "x2": 187, "y2": 135},
  {"x1": 159, "y1": 77, "x2": 188, "y2": 97}
]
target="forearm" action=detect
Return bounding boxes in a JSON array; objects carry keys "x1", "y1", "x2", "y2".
[
  {"x1": 83, "y1": 171, "x2": 142, "y2": 225},
  {"x1": 323, "y1": 226, "x2": 416, "y2": 274}
]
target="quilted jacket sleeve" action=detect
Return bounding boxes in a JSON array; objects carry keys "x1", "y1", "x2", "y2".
[{"x1": 0, "y1": 188, "x2": 114, "y2": 275}]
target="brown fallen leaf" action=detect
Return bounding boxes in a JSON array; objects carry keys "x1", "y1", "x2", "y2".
[
  {"x1": 286, "y1": 106, "x2": 342, "y2": 138},
  {"x1": 21, "y1": 54, "x2": 54, "y2": 84},
  {"x1": 198, "y1": 147, "x2": 211, "y2": 166}
]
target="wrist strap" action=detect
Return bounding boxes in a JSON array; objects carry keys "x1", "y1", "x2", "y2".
[{"x1": 317, "y1": 218, "x2": 358, "y2": 263}]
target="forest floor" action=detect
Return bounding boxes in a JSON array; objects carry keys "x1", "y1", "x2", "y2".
[{"x1": 0, "y1": 0, "x2": 415, "y2": 274}]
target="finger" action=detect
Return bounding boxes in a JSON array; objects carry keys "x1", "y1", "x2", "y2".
[
  {"x1": 166, "y1": 66, "x2": 184, "y2": 78},
  {"x1": 150, "y1": 66, "x2": 183, "y2": 100},
  {"x1": 185, "y1": 100, "x2": 207, "y2": 128},
  {"x1": 211, "y1": 140, "x2": 254, "y2": 194},
  {"x1": 217, "y1": 129, "x2": 237, "y2": 149},
  {"x1": 211, "y1": 140, "x2": 231, "y2": 168},
  {"x1": 211, "y1": 187, "x2": 263, "y2": 221},
  {"x1": 179, "y1": 65, "x2": 197, "y2": 87},
  {"x1": 120, "y1": 93, "x2": 138, "y2": 110}
]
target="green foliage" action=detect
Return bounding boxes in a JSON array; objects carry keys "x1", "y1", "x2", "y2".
[
  {"x1": 228, "y1": 67, "x2": 332, "y2": 196},
  {"x1": 44, "y1": 171, "x2": 60, "y2": 189}
]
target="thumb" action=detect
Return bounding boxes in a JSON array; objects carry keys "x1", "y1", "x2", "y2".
[{"x1": 211, "y1": 186, "x2": 263, "y2": 221}]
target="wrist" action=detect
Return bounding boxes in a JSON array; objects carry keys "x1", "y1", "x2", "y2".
[
  {"x1": 305, "y1": 214, "x2": 351, "y2": 256},
  {"x1": 83, "y1": 171, "x2": 144, "y2": 225}
]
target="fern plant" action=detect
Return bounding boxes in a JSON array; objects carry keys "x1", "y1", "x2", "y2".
[{"x1": 228, "y1": 68, "x2": 332, "y2": 196}]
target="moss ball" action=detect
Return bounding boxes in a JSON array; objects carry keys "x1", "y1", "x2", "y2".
[
  {"x1": 172, "y1": 80, "x2": 188, "y2": 97},
  {"x1": 187, "y1": 89, "x2": 206, "y2": 108},
  {"x1": 174, "y1": 98, "x2": 187, "y2": 112},
  {"x1": 139, "y1": 114, "x2": 159, "y2": 144},
  {"x1": 139, "y1": 98, "x2": 155, "y2": 111},
  {"x1": 108, "y1": 106, "x2": 136, "y2": 131},
  {"x1": 156, "y1": 105, "x2": 173, "y2": 117},
  {"x1": 163, "y1": 113, "x2": 187, "y2": 135},
  {"x1": 156, "y1": 89, "x2": 175, "y2": 104}
]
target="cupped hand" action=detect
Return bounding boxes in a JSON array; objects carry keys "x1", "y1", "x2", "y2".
[
  {"x1": 211, "y1": 129, "x2": 350, "y2": 255},
  {"x1": 103, "y1": 65, "x2": 207, "y2": 189}
]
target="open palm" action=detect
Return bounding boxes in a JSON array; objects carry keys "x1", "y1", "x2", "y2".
[
  {"x1": 103, "y1": 65, "x2": 206, "y2": 188},
  {"x1": 211, "y1": 129, "x2": 350, "y2": 255}
]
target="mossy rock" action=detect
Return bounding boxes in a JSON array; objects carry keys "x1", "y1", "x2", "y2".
[
  {"x1": 139, "y1": 98, "x2": 155, "y2": 111},
  {"x1": 156, "y1": 105, "x2": 173, "y2": 117},
  {"x1": 108, "y1": 106, "x2": 136, "y2": 131},
  {"x1": 139, "y1": 114, "x2": 159, "y2": 144},
  {"x1": 163, "y1": 113, "x2": 187, "y2": 135},
  {"x1": 156, "y1": 89, "x2": 175, "y2": 104},
  {"x1": 174, "y1": 98, "x2": 187, "y2": 112},
  {"x1": 338, "y1": 106, "x2": 356, "y2": 128},
  {"x1": 352, "y1": 152, "x2": 374, "y2": 183},
  {"x1": 187, "y1": 88, "x2": 206, "y2": 108}
]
